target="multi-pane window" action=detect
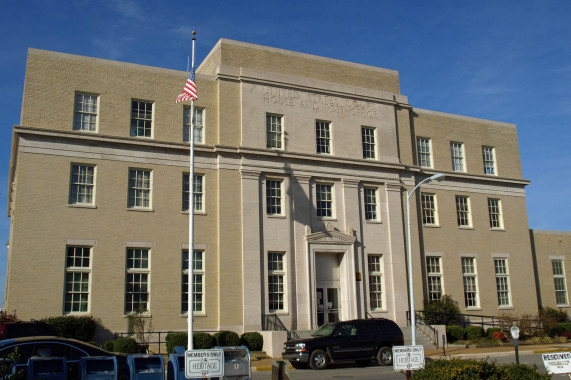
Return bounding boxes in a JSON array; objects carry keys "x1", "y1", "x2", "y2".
[
  {"x1": 450, "y1": 142, "x2": 465, "y2": 172},
  {"x1": 482, "y1": 146, "x2": 496, "y2": 175},
  {"x1": 266, "y1": 179, "x2": 283, "y2": 215},
  {"x1": 130, "y1": 100, "x2": 153, "y2": 137},
  {"x1": 182, "y1": 174, "x2": 204, "y2": 212},
  {"x1": 125, "y1": 248, "x2": 149, "y2": 313},
  {"x1": 183, "y1": 107, "x2": 204, "y2": 143},
  {"x1": 421, "y1": 193, "x2": 438, "y2": 226},
  {"x1": 426, "y1": 257, "x2": 443, "y2": 302},
  {"x1": 456, "y1": 196, "x2": 471, "y2": 227},
  {"x1": 268, "y1": 252, "x2": 285, "y2": 312},
  {"x1": 316, "y1": 121, "x2": 331, "y2": 154},
  {"x1": 128, "y1": 169, "x2": 151, "y2": 209},
  {"x1": 462, "y1": 257, "x2": 479, "y2": 308},
  {"x1": 316, "y1": 183, "x2": 333, "y2": 218},
  {"x1": 488, "y1": 198, "x2": 503, "y2": 229},
  {"x1": 69, "y1": 164, "x2": 95, "y2": 205},
  {"x1": 552, "y1": 260, "x2": 568, "y2": 306},
  {"x1": 182, "y1": 250, "x2": 205, "y2": 313},
  {"x1": 364, "y1": 187, "x2": 378, "y2": 221},
  {"x1": 368, "y1": 255, "x2": 383, "y2": 310},
  {"x1": 266, "y1": 114, "x2": 283, "y2": 149},
  {"x1": 64, "y1": 246, "x2": 91, "y2": 313},
  {"x1": 494, "y1": 258, "x2": 511, "y2": 307},
  {"x1": 361, "y1": 127, "x2": 376, "y2": 159},
  {"x1": 417, "y1": 137, "x2": 432, "y2": 167},
  {"x1": 73, "y1": 93, "x2": 98, "y2": 131}
]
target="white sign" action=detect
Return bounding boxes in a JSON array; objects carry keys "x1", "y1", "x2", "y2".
[
  {"x1": 393, "y1": 345, "x2": 425, "y2": 371},
  {"x1": 185, "y1": 349, "x2": 224, "y2": 378},
  {"x1": 542, "y1": 352, "x2": 571, "y2": 374}
]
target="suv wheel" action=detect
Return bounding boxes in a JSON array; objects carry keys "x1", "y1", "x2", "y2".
[
  {"x1": 309, "y1": 349, "x2": 328, "y2": 370},
  {"x1": 377, "y1": 347, "x2": 393, "y2": 366}
]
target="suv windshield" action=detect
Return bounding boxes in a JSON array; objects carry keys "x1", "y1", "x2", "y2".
[{"x1": 312, "y1": 323, "x2": 337, "y2": 337}]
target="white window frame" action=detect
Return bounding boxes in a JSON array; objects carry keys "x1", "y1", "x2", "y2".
[
  {"x1": 130, "y1": 100, "x2": 154, "y2": 138},
  {"x1": 494, "y1": 258, "x2": 511, "y2": 307},
  {"x1": 183, "y1": 173, "x2": 205, "y2": 213},
  {"x1": 421, "y1": 193, "x2": 439, "y2": 226},
  {"x1": 417, "y1": 137, "x2": 432, "y2": 168},
  {"x1": 316, "y1": 120, "x2": 331, "y2": 154},
  {"x1": 268, "y1": 252, "x2": 286, "y2": 313},
  {"x1": 456, "y1": 195, "x2": 472, "y2": 227},
  {"x1": 552, "y1": 259, "x2": 569, "y2": 306},
  {"x1": 64, "y1": 246, "x2": 91, "y2": 314},
  {"x1": 183, "y1": 107, "x2": 204, "y2": 143},
  {"x1": 450, "y1": 142, "x2": 465, "y2": 172},
  {"x1": 128, "y1": 169, "x2": 152, "y2": 209},
  {"x1": 361, "y1": 126, "x2": 376, "y2": 159},
  {"x1": 266, "y1": 179, "x2": 283, "y2": 216},
  {"x1": 316, "y1": 183, "x2": 334, "y2": 219},
  {"x1": 69, "y1": 164, "x2": 95, "y2": 206},
  {"x1": 266, "y1": 114, "x2": 283, "y2": 149},
  {"x1": 488, "y1": 198, "x2": 503, "y2": 230},
  {"x1": 462, "y1": 257, "x2": 479, "y2": 309},
  {"x1": 368, "y1": 255, "x2": 384, "y2": 311},
  {"x1": 73, "y1": 93, "x2": 98, "y2": 132},
  {"x1": 363, "y1": 187, "x2": 379, "y2": 221},
  {"x1": 125, "y1": 248, "x2": 150, "y2": 314},
  {"x1": 482, "y1": 146, "x2": 496, "y2": 175},
  {"x1": 182, "y1": 249, "x2": 205, "y2": 314},
  {"x1": 426, "y1": 256, "x2": 443, "y2": 302}
]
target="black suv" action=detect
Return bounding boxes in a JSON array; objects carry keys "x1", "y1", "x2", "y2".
[{"x1": 282, "y1": 318, "x2": 404, "y2": 369}]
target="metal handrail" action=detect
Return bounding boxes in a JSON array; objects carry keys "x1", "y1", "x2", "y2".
[{"x1": 262, "y1": 314, "x2": 299, "y2": 340}]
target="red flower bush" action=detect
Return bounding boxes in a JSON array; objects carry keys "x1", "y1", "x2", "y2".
[{"x1": 492, "y1": 331, "x2": 506, "y2": 341}]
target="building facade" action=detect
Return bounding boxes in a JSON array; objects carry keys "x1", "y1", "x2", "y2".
[{"x1": 5, "y1": 39, "x2": 564, "y2": 341}]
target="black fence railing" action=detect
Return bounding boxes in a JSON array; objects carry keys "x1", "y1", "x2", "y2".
[
  {"x1": 115, "y1": 330, "x2": 219, "y2": 355},
  {"x1": 406, "y1": 310, "x2": 514, "y2": 330},
  {"x1": 262, "y1": 314, "x2": 299, "y2": 340}
]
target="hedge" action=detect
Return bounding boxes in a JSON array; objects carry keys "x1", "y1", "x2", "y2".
[
  {"x1": 486, "y1": 327, "x2": 501, "y2": 338},
  {"x1": 465, "y1": 325, "x2": 484, "y2": 341},
  {"x1": 213, "y1": 331, "x2": 240, "y2": 346},
  {"x1": 446, "y1": 326, "x2": 464, "y2": 342},
  {"x1": 194, "y1": 332, "x2": 216, "y2": 349},
  {"x1": 41, "y1": 316, "x2": 97, "y2": 342},
  {"x1": 240, "y1": 332, "x2": 263, "y2": 351},
  {"x1": 113, "y1": 337, "x2": 139, "y2": 354},
  {"x1": 413, "y1": 358, "x2": 550, "y2": 379}
]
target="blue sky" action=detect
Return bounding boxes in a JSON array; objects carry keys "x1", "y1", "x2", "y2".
[{"x1": 1, "y1": 1, "x2": 570, "y2": 308}]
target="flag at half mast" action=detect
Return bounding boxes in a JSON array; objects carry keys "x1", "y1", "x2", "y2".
[{"x1": 175, "y1": 70, "x2": 197, "y2": 103}]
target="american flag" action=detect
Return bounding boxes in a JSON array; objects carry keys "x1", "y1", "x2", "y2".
[{"x1": 175, "y1": 70, "x2": 197, "y2": 103}]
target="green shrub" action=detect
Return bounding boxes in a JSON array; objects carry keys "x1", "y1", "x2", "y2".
[
  {"x1": 194, "y1": 332, "x2": 216, "y2": 349},
  {"x1": 446, "y1": 326, "x2": 464, "y2": 342},
  {"x1": 413, "y1": 358, "x2": 551, "y2": 379},
  {"x1": 486, "y1": 327, "x2": 501, "y2": 338},
  {"x1": 540, "y1": 306, "x2": 568, "y2": 323},
  {"x1": 103, "y1": 340, "x2": 115, "y2": 352},
  {"x1": 166, "y1": 333, "x2": 188, "y2": 353},
  {"x1": 113, "y1": 337, "x2": 138, "y2": 354},
  {"x1": 240, "y1": 332, "x2": 263, "y2": 351},
  {"x1": 41, "y1": 316, "x2": 97, "y2": 342},
  {"x1": 213, "y1": 331, "x2": 240, "y2": 346},
  {"x1": 465, "y1": 325, "x2": 484, "y2": 341},
  {"x1": 423, "y1": 295, "x2": 460, "y2": 326}
]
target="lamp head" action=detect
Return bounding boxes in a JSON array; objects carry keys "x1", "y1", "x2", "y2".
[{"x1": 429, "y1": 173, "x2": 446, "y2": 182}]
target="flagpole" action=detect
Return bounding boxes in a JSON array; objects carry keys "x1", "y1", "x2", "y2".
[{"x1": 188, "y1": 31, "x2": 196, "y2": 351}]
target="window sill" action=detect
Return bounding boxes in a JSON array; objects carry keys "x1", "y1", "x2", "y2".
[
  {"x1": 490, "y1": 228, "x2": 505, "y2": 232},
  {"x1": 126, "y1": 208, "x2": 154, "y2": 212},
  {"x1": 423, "y1": 224, "x2": 440, "y2": 228},
  {"x1": 182, "y1": 211, "x2": 207, "y2": 215},
  {"x1": 269, "y1": 312, "x2": 289, "y2": 316},
  {"x1": 498, "y1": 306, "x2": 514, "y2": 310},
  {"x1": 465, "y1": 307, "x2": 481, "y2": 311},
  {"x1": 556, "y1": 304, "x2": 570, "y2": 308},
  {"x1": 317, "y1": 217, "x2": 337, "y2": 221},
  {"x1": 458, "y1": 226, "x2": 474, "y2": 230},
  {"x1": 68, "y1": 204, "x2": 97, "y2": 209},
  {"x1": 267, "y1": 214, "x2": 286, "y2": 219},
  {"x1": 123, "y1": 313, "x2": 152, "y2": 318},
  {"x1": 181, "y1": 313, "x2": 207, "y2": 317},
  {"x1": 366, "y1": 220, "x2": 382, "y2": 224}
]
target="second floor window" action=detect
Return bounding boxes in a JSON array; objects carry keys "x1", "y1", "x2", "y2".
[
  {"x1": 128, "y1": 169, "x2": 151, "y2": 209},
  {"x1": 361, "y1": 127, "x2": 376, "y2": 159},
  {"x1": 266, "y1": 179, "x2": 283, "y2": 215},
  {"x1": 316, "y1": 121, "x2": 331, "y2": 154},
  {"x1": 417, "y1": 137, "x2": 432, "y2": 167},
  {"x1": 130, "y1": 100, "x2": 153, "y2": 137},
  {"x1": 183, "y1": 107, "x2": 204, "y2": 143},
  {"x1": 266, "y1": 114, "x2": 283, "y2": 149},
  {"x1": 316, "y1": 183, "x2": 333, "y2": 218},
  {"x1": 488, "y1": 198, "x2": 503, "y2": 229},
  {"x1": 73, "y1": 93, "x2": 98, "y2": 131},
  {"x1": 421, "y1": 193, "x2": 438, "y2": 225},
  {"x1": 182, "y1": 174, "x2": 204, "y2": 212},
  {"x1": 69, "y1": 164, "x2": 95, "y2": 205},
  {"x1": 456, "y1": 195, "x2": 471, "y2": 227},
  {"x1": 364, "y1": 187, "x2": 378, "y2": 221}
]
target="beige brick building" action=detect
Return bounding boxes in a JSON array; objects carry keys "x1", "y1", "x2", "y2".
[{"x1": 5, "y1": 39, "x2": 567, "y2": 342}]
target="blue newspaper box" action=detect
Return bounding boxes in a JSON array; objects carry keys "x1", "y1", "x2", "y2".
[
  {"x1": 80, "y1": 356, "x2": 118, "y2": 380},
  {"x1": 216, "y1": 346, "x2": 251, "y2": 380},
  {"x1": 127, "y1": 354, "x2": 165, "y2": 380},
  {"x1": 166, "y1": 348, "x2": 203, "y2": 380},
  {"x1": 27, "y1": 356, "x2": 67, "y2": 379}
]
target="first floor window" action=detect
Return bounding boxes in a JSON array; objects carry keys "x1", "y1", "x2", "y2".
[
  {"x1": 69, "y1": 164, "x2": 95, "y2": 205},
  {"x1": 364, "y1": 187, "x2": 378, "y2": 221},
  {"x1": 182, "y1": 250, "x2": 204, "y2": 313},
  {"x1": 73, "y1": 93, "x2": 98, "y2": 131},
  {"x1": 462, "y1": 257, "x2": 478, "y2": 308},
  {"x1": 128, "y1": 169, "x2": 151, "y2": 209},
  {"x1": 316, "y1": 183, "x2": 333, "y2": 218},
  {"x1": 417, "y1": 137, "x2": 432, "y2": 167},
  {"x1": 64, "y1": 246, "x2": 91, "y2": 313},
  {"x1": 456, "y1": 195, "x2": 471, "y2": 227},
  {"x1": 482, "y1": 146, "x2": 496, "y2": 175},
  {"x1": 266, "y1": 114, "x2": 283, "y2": 149},
  {"x1": 130, "y1": 100, "x2": 153, "y2": 137},
  {"x1": 421, "y1": 193, "x2": 438, "y2": 226},
  {"x1": 125, "y1": 248, "x2": 149, "y2": 313},
  {"x1": 553, "y1": 260, "x2": 568, "y2": 305},
  {"x1": 183, "y1": 107, "x2": 204, "y2": 143},
  {"x1": 268, "y1": 252, "x2": 285, "y2": 312},
  {"x1": 183, "y1": 173, "x2": 204, "y2": 212},
  {"x1": 426, "y1": 257, "x2": 443, "y2": 302},
  {"x1": 361, "y1": 127, "x2": 376, "y2": 159},
  {"x1": 266, "y1": 179, "x2": 283, "y2": 215},
  {"x1": 488, "y1": 198, "x2": 503, "y2": 229},
  {"x1": 494, "y1": 258, "x2": 511, "y2": 307},
  {"x1": 316, "y1": 121, "x2": 331, "y2": 154},
  {"x1": 368, "y1": 255, "x2": 383, "y2": 310}
]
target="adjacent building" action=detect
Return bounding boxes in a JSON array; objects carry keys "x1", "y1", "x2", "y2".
[{"x1": 5, "y1": 39, "x2": 568, "y2": 343}]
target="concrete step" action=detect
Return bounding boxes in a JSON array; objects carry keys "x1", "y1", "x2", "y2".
[{"x1": 400, "y1": 325, "x2": 437, "y2": 349}]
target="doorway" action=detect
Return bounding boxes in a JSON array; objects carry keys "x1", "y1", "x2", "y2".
[{"x1": 315, "y1": 253, "x2": 340, "y2": 326}]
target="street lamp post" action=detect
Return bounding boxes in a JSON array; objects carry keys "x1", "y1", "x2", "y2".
[{"x1": 407, "y1": 173, "x2": 445, "y2": 345}]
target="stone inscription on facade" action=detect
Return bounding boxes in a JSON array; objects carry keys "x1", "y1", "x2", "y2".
[{"x1": 262, "y1": 86, "x2": 378, "y2": 119}]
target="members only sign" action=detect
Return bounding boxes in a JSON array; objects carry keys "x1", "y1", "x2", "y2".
[
  {"x1": 185, "y1": 349, "x2": 224, "y2": 378},
  {"x1": 542, "y1": 352, "x2": 571, "y2": 374},
  {"x1": 393, "y1": 345, "x2": 425, "y2": 371}
]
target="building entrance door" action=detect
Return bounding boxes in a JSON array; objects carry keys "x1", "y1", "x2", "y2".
[
  {"x1": 316, "y1": 287, "x2": 339, "y2": 326},
  {"x1": 315, "y1": 253, "x2": 341, "y2": 326}
]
